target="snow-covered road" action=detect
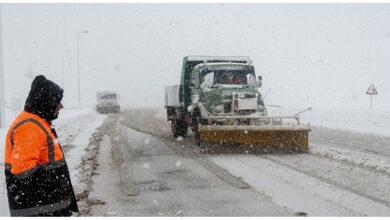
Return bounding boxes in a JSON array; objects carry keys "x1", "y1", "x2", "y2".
[
  {"x1": 115, "y1": 108, "x2": 390, "y2": 216},
  {"x1": 1, "y1": 107, "x2": 390, "y2": 216},
  {"x1": 88, "y1": 118, "x2": 291, "y2": 216}
]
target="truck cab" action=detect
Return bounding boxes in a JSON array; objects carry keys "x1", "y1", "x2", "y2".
[
  {"x1": 189, "y1": 62, "x2": 266, "y2": 119},
  {"x1": 165, "y1": 56, "x2": 265, "y2": 137}
]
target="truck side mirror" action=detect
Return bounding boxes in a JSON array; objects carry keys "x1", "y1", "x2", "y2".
[{"x1": 257, "y1": 76, "x2": 262, "y2": 88}]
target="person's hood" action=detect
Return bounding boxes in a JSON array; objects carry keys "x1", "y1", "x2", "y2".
[{"x1": 24, "y1": 75, "x2": 64, "y2": 122}]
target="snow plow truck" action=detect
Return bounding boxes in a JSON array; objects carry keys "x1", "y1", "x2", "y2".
[{"x1": 164, "y1": 56, "x2": 311, "y2": 153}]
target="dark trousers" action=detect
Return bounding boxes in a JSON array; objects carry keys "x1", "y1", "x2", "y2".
[{"x1": 32, "y1": 208, "x2": 74, "y2": 217}]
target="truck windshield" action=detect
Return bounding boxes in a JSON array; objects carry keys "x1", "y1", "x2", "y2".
[
  {"x1": 201, "y1": 65, "x2": 254, "y2": 87},
  {"x1": 101, "y1": 94, "x2": 117, "y2": 99},
  {"x1": 214, "y1": 70, "x2": 248, "y2": 85}
]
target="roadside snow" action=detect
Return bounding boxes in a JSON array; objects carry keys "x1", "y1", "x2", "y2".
[
  {"x1": 55, "y1": 108, "x2": 107, "y2": 202},
  {"x1": 271, "y1": 106, "x2": 390, "y2": 174},
  {"x1": 310, "y1": 143, "x2": 390, "y2": 173},
  {"x1": 269, "y1": 106, "x2": 390, "y2": 137},
  {"x1": 0, "y1": 107, "x2": 106, "y2": 216},
  {"x1": 0, "y1": 127, "x2": 8, "y2": 216}
]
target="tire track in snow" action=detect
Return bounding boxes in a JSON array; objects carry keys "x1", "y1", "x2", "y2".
[
  {"x1": 260, "y1": 154, "x2": 390, "y2": 209},
  {"x1": 212, "y1": 155, "x2": 390, "y2": 216},
  {"x1": 210, "y1": 155, "x2": 356, "y2": 216}
]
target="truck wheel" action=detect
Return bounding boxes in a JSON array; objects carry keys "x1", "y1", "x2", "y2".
[
  {"x1": 195, "y1": 130, "x2": 201, "y2": 146},
  {"x1": 172, "y1": 119, "x2": 188, "y2": 138},
  {"x1": 181, "y1": 124, "x2": 188, "y2": 137},
  {"x1": 172, "y1": 120, "x2": 182, "y2": 138},
  {"x1": 193, "y1": 117, "x2": 202, "y2": 146}
]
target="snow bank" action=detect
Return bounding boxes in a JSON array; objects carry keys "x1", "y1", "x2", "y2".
[
  {"x1": 310, "y1": 144, "x2": 390, "y2": 174},
  {"x1": 0, "y1": 127, "x2": 8, "y2": 216},
  {"x1": 268, "y1": 106, "x2": 390, "y2": 137}
]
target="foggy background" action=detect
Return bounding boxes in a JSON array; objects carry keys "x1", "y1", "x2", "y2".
[{"x1": 1, "y1": 3, "x2": 389, "y2": 124}]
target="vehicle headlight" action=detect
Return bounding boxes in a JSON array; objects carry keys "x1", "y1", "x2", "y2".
[
  {"x1": 213, "y1": 104, "x2": 224, "y2": 114},
  {"x1": 192, "y1": 95, "x2": 200, "y2": 104}
]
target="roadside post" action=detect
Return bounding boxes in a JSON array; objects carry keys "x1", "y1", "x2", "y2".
[{"x1": 366, "y1": 83, "x2": 378, "y2": 110}]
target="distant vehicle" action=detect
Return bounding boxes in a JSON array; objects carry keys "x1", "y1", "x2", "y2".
[{"x1": 96, "y1": 91, "x2": 120, "y2": 114}]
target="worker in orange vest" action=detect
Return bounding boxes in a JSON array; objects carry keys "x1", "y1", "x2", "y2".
[{"x1": 4, "y1": 75, "x2": 78, "y2": 216}]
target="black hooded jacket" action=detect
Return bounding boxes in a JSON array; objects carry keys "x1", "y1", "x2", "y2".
[
  {"x1": 5, "y1": 75, "x2": 79, "y2": 216},
  {"x1": 24, "y1": 75, "x2": 64, "y2": 122}
]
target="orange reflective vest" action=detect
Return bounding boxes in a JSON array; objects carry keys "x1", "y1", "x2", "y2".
[
  {"x1": 4, "y1": 111, "x2": 79, "y2": 216},
  {"x1": 5, "y1": 111, "x2": 65, "y2": 178}
]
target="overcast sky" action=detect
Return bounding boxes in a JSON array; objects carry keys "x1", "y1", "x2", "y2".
[{"x1": 1, "y1": 3, "x2": 389, "y2": 114}]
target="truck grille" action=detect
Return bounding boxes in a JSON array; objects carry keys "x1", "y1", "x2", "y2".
[{"x1": 224, "y1": 103, "x2": 232, "y2": 113}]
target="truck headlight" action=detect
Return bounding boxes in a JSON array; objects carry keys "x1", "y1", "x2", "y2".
[
  {"x1": 213, "y1": 104, "x2": 224, "y2": 114},
  {"x1": 192, "y1": 95, "x2": 200, "y2": 104}
]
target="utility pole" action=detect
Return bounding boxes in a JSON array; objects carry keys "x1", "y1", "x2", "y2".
[
  {"x1": 77, "y1": 30, "x2": 88, "y2": 108},
  {"x1": 0, "y1": 6, "x2": 5, "y2": 127}
]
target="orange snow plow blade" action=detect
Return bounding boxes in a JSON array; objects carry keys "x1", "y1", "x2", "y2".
[{"x1": 198, "y1": 115, "x2": 311, "y2": 154}]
